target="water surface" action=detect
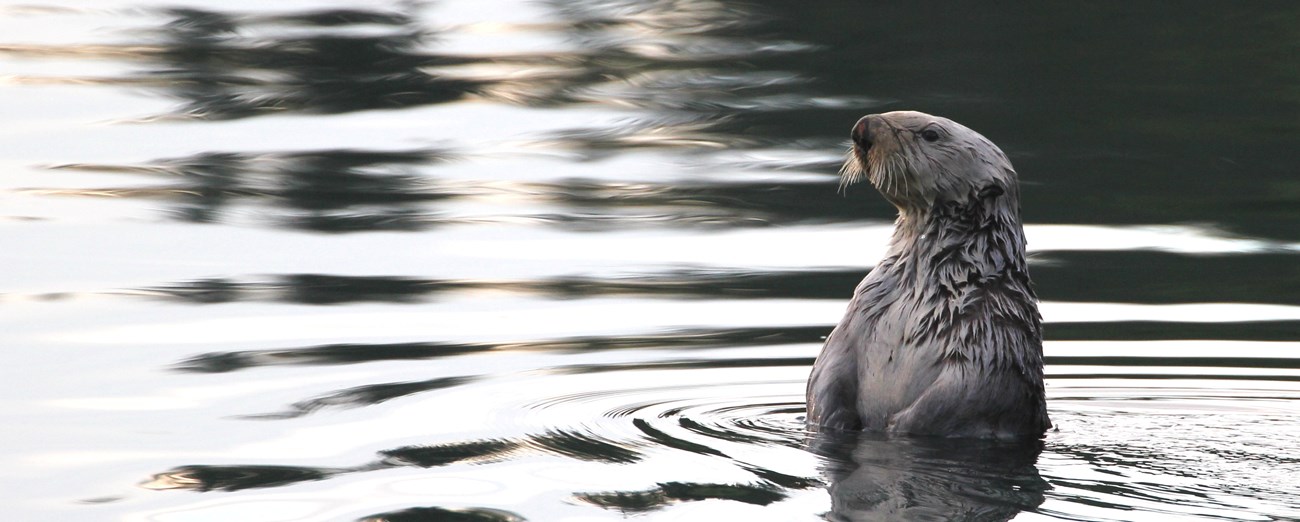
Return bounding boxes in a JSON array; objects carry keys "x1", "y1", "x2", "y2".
[{"x1": 2, "y1": 1, "x2": 1298, "y2": 521}]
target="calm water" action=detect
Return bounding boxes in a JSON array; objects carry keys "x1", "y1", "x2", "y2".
[{"x1": 3, "y1": 1, "x2": 1299, "y2": 521}]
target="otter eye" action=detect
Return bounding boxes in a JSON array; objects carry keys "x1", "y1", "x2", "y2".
[{"x1": 920, "y1": 129, "x2": 941, "y2": 142}]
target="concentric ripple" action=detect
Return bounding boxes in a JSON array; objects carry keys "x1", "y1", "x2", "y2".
[
  {"x1": 521, "y1": 377, "x2": 811, "y2": 450},
  {"x1": 482, "y1": 366, "x2": 827, "y2": 515}
]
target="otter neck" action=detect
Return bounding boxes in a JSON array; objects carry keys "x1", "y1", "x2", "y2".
[{"x1": 888, "y1": 195, "x2": 1029, "y2": 290}]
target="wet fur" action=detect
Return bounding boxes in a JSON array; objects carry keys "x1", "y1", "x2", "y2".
[{"x1": 808, "y1": 111, "x2": 1050, "y2": 439}]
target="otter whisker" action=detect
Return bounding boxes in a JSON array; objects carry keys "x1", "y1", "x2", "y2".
[
  {"x1": 888, "y1": 154, "x2": 904, "y2": 197},
  {"x1": 838, "y1": 148, "x2": 864, "y2": 194},
  {"x1": 899, "y1": 156, "x2": 911, "y2": 198},
  {"x1": 885, "y1": 160, "x2": 896, "y2": 196},
  {"x1": 887, "y1": 160, "x2": 896, "y2": 195},
  {"x1": 885, "y1": 156, "x2": 895, "y2": 195}
]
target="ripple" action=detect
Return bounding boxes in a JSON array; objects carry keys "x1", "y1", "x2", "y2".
[
  {"x1": 125, "y1": 335, "x2": 1300, "y2": 520},
  {"x1": 1044, "y1": 393, "x2": 1300, "y2": 520},
  {"x1": 521, "y1": 378, "x2": 809, "y2": 452},
  {"x1": 142, "y1": 465, "x2": 340, "y2": 492},
  {"x1": 547, "y1": 378, "x2": 822, "y2": 514},
  {"x1": 358, "y1": 506, "x2": 525, "y2": 522},
  {"x1": 9, "y1": 1, "x2": 1300, "y2": 521}
]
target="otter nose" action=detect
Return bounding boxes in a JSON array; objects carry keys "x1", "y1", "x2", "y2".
[{"x1": 851, "y1": 115, "x2": 876, "y2": 150}]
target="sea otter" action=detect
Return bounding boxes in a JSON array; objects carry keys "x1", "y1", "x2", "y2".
[{"x1": 806, "y1": 111, "x2": 1050, "y2": 439}]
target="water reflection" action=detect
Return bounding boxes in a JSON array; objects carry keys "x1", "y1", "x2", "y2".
[
  {"x1": 1050, "y1": 321, "x2": 1300, "y2": 342},
  {"x1": 380, "y1": 440, "x2": 524, "y2": 468},
  {"x1": 137, "y1": 386, "x2": 816, "y2": 514},
  {"x1": 13, "y1": 1, "x2": 875, "y2": 232},
  {"x1": 576, "y1": 481, "x2": 788, "y2": 512},
  {"x1": 5, "y1": 2, "x2": 829, "y2": 123},
  {"x1": 151, "y1": 7, "x2": 475, "y2": 120},
  {"x1": 5, "y1": 1, "x2": 1300, "y2": 521},
  {"x1": 245, "y1": 376, "x2": 478, "y2": 419},
  {"x1": 176, "y1": 327, "x2": 821, "y2": 373},
  {"x1": 143, "y1": 270, "x2": 863, "y2": 304},
  {"x1": 143, "y1": 464, "x2": 340, "y2": 492},
  {"x1": 142, "y1": 432, "x2": 626, "y2": 491},
  {"x1": 128, "y1": 246, "x2": 1299, "y2": 305},
  {"x1": 50, "y1": 149, "x2": 447, "y2": 231},
  {"x1": 41, "y1": 147, "x2": 881, "y2": 230},
  {"x1": 811, "y1": 431, "x2": 1047, "y2": 522},
  {"x1": 358, "y1": 506, "x2": 525, "y2": 522}
]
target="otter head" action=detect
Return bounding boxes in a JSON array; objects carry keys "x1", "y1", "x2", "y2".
[{"x1": 841, "y1": 111, "x2": 1016, "y2": 215}]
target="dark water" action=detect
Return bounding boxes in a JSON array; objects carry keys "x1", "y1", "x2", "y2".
[{"x1": 3, "y1": 1, "x2": 1298, "y2": 521}]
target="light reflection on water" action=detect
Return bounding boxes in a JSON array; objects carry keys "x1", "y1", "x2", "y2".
[{"x1": 2, "y1": 1, "x2": 1299, "y2": 521}]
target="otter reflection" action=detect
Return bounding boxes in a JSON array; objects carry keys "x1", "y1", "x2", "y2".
[{"x1": 811, "y1": 430, "x2": 1047, "y2": 522}]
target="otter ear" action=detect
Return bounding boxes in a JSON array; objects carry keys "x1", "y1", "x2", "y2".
[{"x1": 978, "y1": 184, "x2": 1004, "y2": 200}]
